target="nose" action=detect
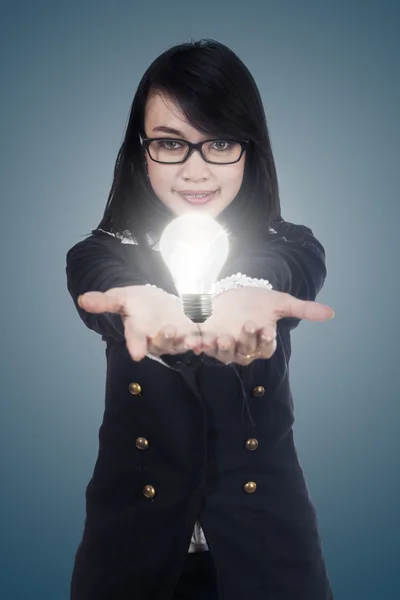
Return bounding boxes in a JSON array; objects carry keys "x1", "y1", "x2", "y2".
[{"x1": 180, "y1": 148, "x2": 211, "y2": 182}]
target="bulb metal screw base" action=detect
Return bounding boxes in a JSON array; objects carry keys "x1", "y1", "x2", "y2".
[{"x1": 182, "y1": 294, "x2": 212, "y2": 323}]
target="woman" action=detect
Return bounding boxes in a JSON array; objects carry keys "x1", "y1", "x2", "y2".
[{"x1": 66, "y1": 39, "x2": 335, "y2": 600}]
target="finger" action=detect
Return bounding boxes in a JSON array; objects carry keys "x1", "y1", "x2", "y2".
[
  {"x1": 199, "y1": 331, "x2": 218, "y2": 351},
  {"x1": 216, "y1": 334, "x2": 236, "y2": 363},
  {"x1": 149, "y1": 334, "x2": 185, "y2": 356},
  {"x1": 232, "y1": 324, "x2": 278, "y2": 365},
  {"x1": 150, "y1": 326, "x2": 202, "y2": 356},
  {"x1": 257, "y1": 325, "x2": 277, "y2": 356},
  {"x1": 196, "y1": 332, "x2": 218, "y2": 359},
  {"x1": 78, "y1": 289, "x2": 126, "y2": 315},
  {"x1": 232, "y1": 354, "x2": 254, "y2": 366},
  {"x1": 276, "y1": 295, "x2": 335, "y2": 322},
  {"x1": 123, "y1": 319, "x2": 148, "y2": 361},
  {"x1": 183, "y1": 327, "x2": 204, "y2": 353},
  {"x1": 236, "y1": 321, "x2": 259, "y2": 356},
  {"x1": 149, "y1": 326, "x2": 177, "y2": 354},
  {"x1": 126, "y1": 337, "x2": 148, "y2": 361},
  {"x1": 173, "y1": 328, "x2": 202, "y2": 354},
  {"x1": 257, "y1": 336, "x2": 277, "y2": 360}
]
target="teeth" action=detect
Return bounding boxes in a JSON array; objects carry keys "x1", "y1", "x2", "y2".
[{"x1": 185, "y1": 194, "x2": 210, "y2": 199}]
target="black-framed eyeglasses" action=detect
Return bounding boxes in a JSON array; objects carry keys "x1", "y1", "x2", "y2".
[{"x1": 139, "y1": 134, "x2": 249, "y2": 165}]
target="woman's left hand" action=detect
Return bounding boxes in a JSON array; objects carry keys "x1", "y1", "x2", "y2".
[{"x1": 188, "y1": 287, "x2": 335, "y2": 366}]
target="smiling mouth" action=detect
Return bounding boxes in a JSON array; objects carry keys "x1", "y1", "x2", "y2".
[{"x1": 176, "y1": 190, "x2": 219, "y2": 204}]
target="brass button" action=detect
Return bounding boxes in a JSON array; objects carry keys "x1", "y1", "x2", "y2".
[
  {"x1": 143, "y1": 485, "x2": 156, "y2": 498},
  {"x1": 252, "y1": 386, "x2": 265, "y2": 397},
  {"x1": 136, "y1": 437, "x2": 149, "y2": 450},
  {"x1": 245, "y1": 438, "x2": 259, "y2": 451},
  {"x1": 129, "y1": 382, "x2": 142, "y2": 396},
  {"x1": 243, "y1": 481, "x2": 257, "y2": 494}
]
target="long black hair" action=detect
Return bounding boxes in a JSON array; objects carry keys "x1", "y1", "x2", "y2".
[{"x1": 96, "y1": 39, "x2": 283, "y2": 249}]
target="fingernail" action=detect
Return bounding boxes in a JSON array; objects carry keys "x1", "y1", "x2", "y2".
[{"x1": 330, "y1": 311, "x2": 335, "y2": 320}]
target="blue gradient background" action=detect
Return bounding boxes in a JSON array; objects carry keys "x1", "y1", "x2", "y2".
[{"x1": 1, "y1": 1, "x2": 398, "y2": 598}]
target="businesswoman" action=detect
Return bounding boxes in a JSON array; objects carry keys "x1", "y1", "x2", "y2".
[{"x1": 66, "y1": 39, "x2": 335, "y2": 600}]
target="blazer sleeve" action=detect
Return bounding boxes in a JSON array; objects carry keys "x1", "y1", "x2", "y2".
[
  {"x1": 216, "y1": 220, "x2": 328, "y2": 331},
  {"x1": 65, "y1": 232, "x2": 147, "y2": 342}
]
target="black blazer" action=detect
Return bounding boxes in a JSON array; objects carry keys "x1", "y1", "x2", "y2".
[{"x1": 66, "y1": 220, "x2": 334, "y2": 600}]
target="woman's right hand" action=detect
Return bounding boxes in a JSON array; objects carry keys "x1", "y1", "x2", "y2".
[{"x1": 77, "y1": 285, "x2": 202, "y2": 361}]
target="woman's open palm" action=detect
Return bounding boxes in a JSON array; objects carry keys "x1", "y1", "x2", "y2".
[
  {"x1": 77, "y1": 285, "x2": 201, "y2": 361},
  {"x1": 198, "y1": 287, "x2": 335, "y2": 365}
]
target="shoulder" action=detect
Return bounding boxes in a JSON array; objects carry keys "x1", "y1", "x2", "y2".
[
  {"x1": 267, "y1": 219, "x2": 314, "y2": 239},
  {"x1": 66, "y1": 228, "x2": 140, "y2": 257},
  {"x1": 265, "y1": 219, "x2": 326, "y2": 261},
  {"x1": 65, "y1": 227, "x2": 163, "y2": 287}
]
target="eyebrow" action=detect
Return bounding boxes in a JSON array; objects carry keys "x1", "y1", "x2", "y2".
[{"x1": 152, "y1": 125, "x2": 186, "y2": 137}]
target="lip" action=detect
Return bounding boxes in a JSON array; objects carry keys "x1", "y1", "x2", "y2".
[{"x1": 176, "y1": 189, "x2": 219, "y2": 205}]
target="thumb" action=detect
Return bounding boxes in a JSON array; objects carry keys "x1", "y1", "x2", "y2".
[
  {"x1": 77, "y1": 289, "x2": 126, "y2": 314},
  {"x1": 278, "y1": 295, "x2": 335, "y2": 322}
]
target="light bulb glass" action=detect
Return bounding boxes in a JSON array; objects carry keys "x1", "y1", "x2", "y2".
[{"x1": 159, "y1": 214, "x2": 229, "y2": 296}]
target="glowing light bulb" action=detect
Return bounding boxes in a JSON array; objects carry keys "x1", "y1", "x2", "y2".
[{"x1": 159, "y1": 214, "x2": 230, "y2": 322}]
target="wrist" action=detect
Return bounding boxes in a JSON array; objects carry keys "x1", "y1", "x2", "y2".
[
  {"x1": 144, "y1": 283, "x2": 181, "y2": 304},
  {"x1": 211, "y1": 273, "x2": 273, "y2": 300}
]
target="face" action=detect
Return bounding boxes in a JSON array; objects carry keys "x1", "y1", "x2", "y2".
[{"x1": 143, "y1": 92, "x2": 246, "y2": 219}]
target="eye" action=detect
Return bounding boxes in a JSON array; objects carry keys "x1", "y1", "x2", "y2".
[
  {"x1": 158, "y1": 140, "x2": 183, "y2": 150},
  {"x1": 211, "y1": 140, "x2": 232, "y2": 151}
]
